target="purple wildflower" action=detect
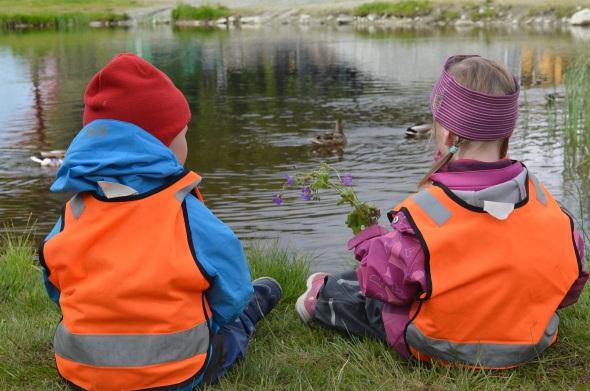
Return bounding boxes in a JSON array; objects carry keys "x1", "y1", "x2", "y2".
[
  {"x1": 301, "y1": 187, "x2": 312, "y2": 201},
  {"x1": 272, "y1": 194, "x2": 283, "y2": 205},
  {"x1": 341, "y1": 174, "x2": 353, "y2": 187},
  {"x1": 284, "y1": 174, "x2": 294, "y2": 186}
]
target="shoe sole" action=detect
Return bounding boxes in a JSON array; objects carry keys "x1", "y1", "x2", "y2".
[
  {"x1": 295, "y1": 272, "x2": 326, "y2": 324},
  {"x1": 252, "y1": 276, "x2": 283, "y2": 297}
]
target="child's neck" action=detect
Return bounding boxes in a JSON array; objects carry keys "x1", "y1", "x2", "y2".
[{"x1": 454, "y1": 149, "x2": 502, "y2": 163}]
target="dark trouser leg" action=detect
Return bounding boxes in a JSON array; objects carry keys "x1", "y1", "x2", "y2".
[
  {"x1": 314, "y1": 270, "x2": 386, "y2": 341},
  {"x1": 200, "y1": 283, "x2": 272, "y2": 385}
]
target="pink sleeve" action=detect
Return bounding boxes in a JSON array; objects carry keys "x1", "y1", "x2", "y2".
[
  {"x1": 558, "y1": 228, "x2": 589, "y2": 309},
  {"x1": 348, "y1": 213, "x2": 427, "y2": 305}
]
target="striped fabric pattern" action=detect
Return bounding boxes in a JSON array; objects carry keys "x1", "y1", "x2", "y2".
[{"x1": 430, "y1": 55, "x2": 520, "y2": 141}]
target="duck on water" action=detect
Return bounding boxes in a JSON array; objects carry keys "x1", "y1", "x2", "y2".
[{"x1": 309, "y1": 119, "x2": 346, "y2": 147}]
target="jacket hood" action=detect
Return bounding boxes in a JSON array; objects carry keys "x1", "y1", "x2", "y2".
[{"x1": 51, "y1": 119, "x2": 185, "y2": 195}]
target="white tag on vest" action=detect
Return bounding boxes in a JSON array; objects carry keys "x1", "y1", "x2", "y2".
[{"x1": 483, "y1": 200, "x2": 514, "y2": 220}]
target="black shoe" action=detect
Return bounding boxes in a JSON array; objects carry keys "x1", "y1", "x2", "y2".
[{"x1": 246, "y1": 277, "x2": 282, "y2": 323}]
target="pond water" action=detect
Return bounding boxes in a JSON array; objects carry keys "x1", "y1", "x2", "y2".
[{"x1": 1, "y1": 25, "x2": 589, "y2": 270}]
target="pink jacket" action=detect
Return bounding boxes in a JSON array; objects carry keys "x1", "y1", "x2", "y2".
[{"x1": 348, "y1": 160, "x2": 589, "y2": 358}]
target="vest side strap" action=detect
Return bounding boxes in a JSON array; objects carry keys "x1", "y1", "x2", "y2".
[
  {"x1": 54, "y1": 321, "x2": 209, "y2": 367},
  {"x1": 529, "y1": 174, "x2": 547, "y2": 206},
  {"x1": 406, "y1": 313, "x2": 559, "y2": 368},
  {"x1": 69, "y1": 193, "x2": 85, "y2": 220},
  {"x1": 411, "y1": 190, "x2": 452, "y2": 226}
]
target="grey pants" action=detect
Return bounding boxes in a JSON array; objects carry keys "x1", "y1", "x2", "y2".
[{"x1": 314, "y1": 270, "x2": 387, "y2": 341}]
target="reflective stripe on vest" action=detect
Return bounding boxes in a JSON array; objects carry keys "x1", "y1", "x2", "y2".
[
  {"x1": 394, "y1": 173, "x2": 580, "y2": 369},
  {"x1": 69, "y1": 193, "x2": 85, "y2": 220},
  {"x1": 406, "y1": 314, "x2": 559, "y2": 368},
  {"x1": 54, "y1": 321, "x2": 210, "y2": 367},
  {"x1": 411, "y1": 190, "x2": 452, "y2": 226},
  {"x1": 529, "y1": 173, "x2": 547, "y2": 206}
]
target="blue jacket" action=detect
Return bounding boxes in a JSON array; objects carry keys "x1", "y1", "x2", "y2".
[{"x1": 42, "y1": 119, "x2": 253, "y2": 333}]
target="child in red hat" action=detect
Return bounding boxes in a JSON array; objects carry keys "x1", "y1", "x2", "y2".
[{"x1": 39, "y1": 53, "x2": 282, "y2": 390}]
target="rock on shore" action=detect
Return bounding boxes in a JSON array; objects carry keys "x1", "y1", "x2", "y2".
[{"x1": 570, "y1": 9, "x2": 590, "y2": 26}]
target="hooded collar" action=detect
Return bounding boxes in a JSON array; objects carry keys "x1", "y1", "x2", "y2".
[{"x1": 51, "y1": 119, "x2": 185, "y2": 197}]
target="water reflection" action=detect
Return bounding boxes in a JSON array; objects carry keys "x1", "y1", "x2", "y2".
[{"x1": 0, "y1": 26, "x2": 588, "y2": 269}]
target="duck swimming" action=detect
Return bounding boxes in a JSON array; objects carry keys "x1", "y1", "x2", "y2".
[
  {"x1": 405, "y1": 123, "x2": 432, "y2": 139},
  {"x1": 309, "y1": 119, "x2": 346, "y2": 147},
  {"x1": 30, "y1": 156, "x2": 63, "y2": 168},
  {"x1": 40, "y1": 150, "x2": 65, "y2": 158},
  {"x1": 30, "y1": 150, "x2": 65, "y2": 168}
]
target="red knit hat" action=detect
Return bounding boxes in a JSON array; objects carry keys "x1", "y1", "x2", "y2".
[{"x1": 83, "y1": 53, "x2": 191, "y2": 146}]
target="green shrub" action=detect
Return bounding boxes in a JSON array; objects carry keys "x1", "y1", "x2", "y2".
[
  {"x1": 171, "y1": 4, "x2": 230, "y2": 21},
  {"x1": 353, "y1": 1, "x2": 433, "y2": 18}
]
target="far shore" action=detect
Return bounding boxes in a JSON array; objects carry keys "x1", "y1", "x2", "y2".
[{"x1": 1, "y1": 0, "x2": 590, "y2": 30}]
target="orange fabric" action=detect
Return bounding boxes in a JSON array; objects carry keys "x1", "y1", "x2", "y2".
[
  {"x1": 56, "y1": 352, "x2": 207, "y2": 391},
  {"x1": 43, "y1": 171, "x2": 210, "y2": 389},
  {"x1": 395, "y1": 178, "x2": 579, "y2": 363}
]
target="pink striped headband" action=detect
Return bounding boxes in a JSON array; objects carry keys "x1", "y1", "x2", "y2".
[{"x1": 430, "y1": 55, "x2": 520, "y2": 141}]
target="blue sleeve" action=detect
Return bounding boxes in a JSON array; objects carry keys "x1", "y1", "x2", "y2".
[
  {"x1": 41, "y1": 217, "x2": 62, "y2": 305},
  {"x1": 185, "y1": 195, "x2": 253, "y2": 333}
]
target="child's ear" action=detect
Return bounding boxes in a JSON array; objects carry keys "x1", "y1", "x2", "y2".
[{"x1": 443, "y1": 129, "x2": 455, "y2": 147}]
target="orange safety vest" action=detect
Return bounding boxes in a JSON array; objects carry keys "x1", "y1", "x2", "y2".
[
  {"x1": 40, "y1": 171, "x2": 212, "y2": 391},
  {"x1": 391, "y1": 173, "x2": 582, "y2": 369}
]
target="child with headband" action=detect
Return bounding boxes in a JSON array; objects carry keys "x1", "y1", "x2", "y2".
[{"x1": 296, "y1": 55, "x2": 588, "y2": 368}]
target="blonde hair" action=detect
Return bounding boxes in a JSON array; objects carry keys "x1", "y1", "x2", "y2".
[{"x1": 418, "y1": 57, "x2": 517, "y2": 189}]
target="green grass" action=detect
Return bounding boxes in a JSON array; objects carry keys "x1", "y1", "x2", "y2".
[
  {"x1": 527, "y1": 4, "x2": 578, "y2": 18},
  {"x1": 0, "y1": 0, "x2": 135, "y2": 30},
  {"x1": 434, "y1": 8, "x2": 461, "y2": 22},
  {"x1": 171, "y1": 4, "x2": 231, "y2": 22},
  {"x1": 0, "y1": 12, "x2": 129, "y2": 30},
  {"x1": 1, "y1": 235, "x2": 589, "y2": 390},
  {"x1": 471, "y1": 5, "x2": 497, "y2": 20},
  {"x1": 0, "y1": 0, "x2": 141, "y2": 13},
  {"x1": 353, "y1": 1, "x2": 433, "y2": 17},
  {"x1": 563, "y1": 56, "x2": 590, "y2": 171}
]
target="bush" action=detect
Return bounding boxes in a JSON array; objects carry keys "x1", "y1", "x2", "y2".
[{"x1": 171, "y1": 4, "x2": 230, "y2": 21}]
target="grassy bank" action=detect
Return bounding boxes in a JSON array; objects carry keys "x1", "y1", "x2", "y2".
[
  {"x1": 1, "y1": 235, "x2": 589, "y2": 390},
  {"x1": 0, "y1": 0, "x2": 141, "y2": 14},
  {"x1": 172, "y1": 5, "x2": 231, "y2": 22},
  {"x1": 0, "y1": 0, "x2": 139, "y2": 30},
  {"x1": 0, "y1": 13, "x2": 129, "y2": 30},
  {"x1": 351, "y1": 0, "x2": 585, "y2": 21},
  {"x1": 353, "y1": 1, "x2": 433, "y2": 17}
]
